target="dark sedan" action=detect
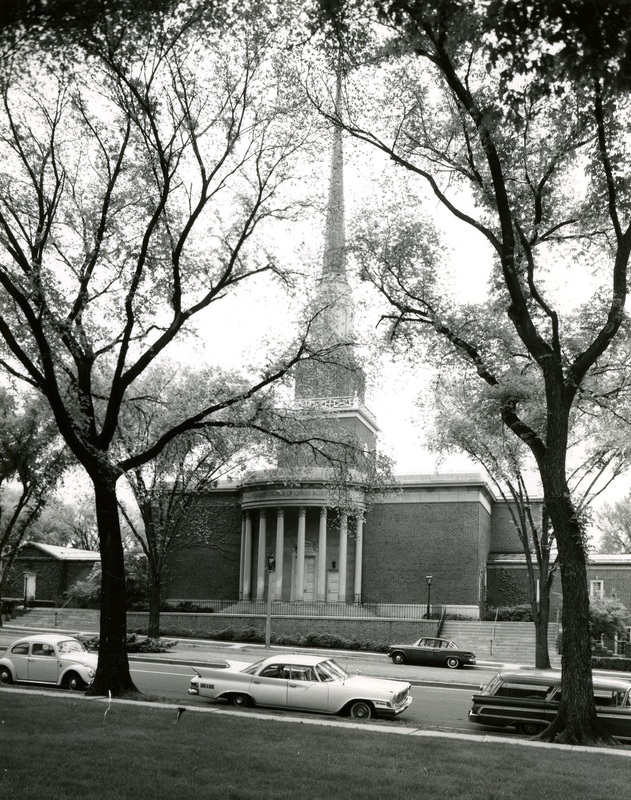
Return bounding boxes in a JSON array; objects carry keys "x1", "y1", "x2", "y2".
[{"x1": 388, "y1": 637, "x2": 476, "y2": 669}]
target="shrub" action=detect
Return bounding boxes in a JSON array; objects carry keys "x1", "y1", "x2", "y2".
[
  {"x1": 485, "y1": 604, "x2": 533, "y2": 622},
  {"x1": 591, "y1": 656, "x2": 631, "y2": 672}
]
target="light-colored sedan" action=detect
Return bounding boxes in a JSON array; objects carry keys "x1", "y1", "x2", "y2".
[
  {"x1": 188, "y1": 653, "x2": 412, "y2": 720},
  {"x1": 0, "y1": 633, "x2": 98, "y2": 691}
]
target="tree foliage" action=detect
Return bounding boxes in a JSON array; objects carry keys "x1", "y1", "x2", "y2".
[
  {"x1": 590, "y1": 595, "x2": 630, "y2": 641},
  {"x1": 0, "y1": 1, "x2": 353, "y2": 695},
  {"x1": 0, "y1": 389, "x2": 68, "y2": 608},
  {"x1": 595, "y1": 493, "x2": 631, "y2": 554}
]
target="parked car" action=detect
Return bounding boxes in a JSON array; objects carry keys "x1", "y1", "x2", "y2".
[
  {"x1": 468, "y1": 669, "x2": 631, "y2": 741},
  {"x1": 387, "y1": 637, "x2": 477, "y2": 669},
  {"x1": 188, "y1": 653, "x2": 413, "y2": 720},
  {"x1": 0, "y1": 633, "x2": 98, "y2": 691}
]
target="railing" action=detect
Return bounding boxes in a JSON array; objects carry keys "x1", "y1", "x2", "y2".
[{"x1": 163, "y1": 599, "x2": 445, "y2": 620}]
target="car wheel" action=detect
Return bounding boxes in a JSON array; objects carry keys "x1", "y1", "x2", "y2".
[
  {"x1": 66, "y1": 672, "x2": 86, "y2": 691},
  {"x1": 391, "y1": 652, "x2": 406, "y2": 665},
  {"x1": 231, "y1": 693, "x2": 251, "y2": 708},
  {"x1": 446, "y1": 657, "x2": 460, "y2": 669},
  {"x1": 517, "y1": 721, "x2": 544, "y2": 736},
  {"x1": 0, "y1": 666, "x2": 13, "y2": 685},
  {"x1": 349, "y1": 701, "x2": 373, "y2": 720}
]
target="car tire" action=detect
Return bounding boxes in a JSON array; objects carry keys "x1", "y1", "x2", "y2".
[
  {"x1": 517, "y1": 721, "x2": 544, "y2": 736},
  {"x1": 446, "y1": 657, "x2": 460, "y2": 669},
  {"x1": 349, "y1": 701, "x2": 373, "y2": 720},
  {"x1": 66, "y1": 672, "x2": 86, "y2": 691},
  {"x1": 0, "y1": 666, "x2": 13, "y2": 685},
  {"x1": 391, "y1": 652, "x2": 406, "y2": 665},
  {"x1": 231, "y1": 693, "x2": 251, "y2": 708}
]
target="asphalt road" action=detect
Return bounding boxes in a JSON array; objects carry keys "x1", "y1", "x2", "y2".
[{"x1": 0, "y1": 624, "x2": 513, "y2": 738}]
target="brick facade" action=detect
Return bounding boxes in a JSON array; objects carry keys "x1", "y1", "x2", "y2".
[{"x1": 6, "y1": 542, "x2": 99, "y2": 604}]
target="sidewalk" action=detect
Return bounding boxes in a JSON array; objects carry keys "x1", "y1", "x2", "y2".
[{"x1": 1, "y1": 621, "x2": 509, "y2": 689}]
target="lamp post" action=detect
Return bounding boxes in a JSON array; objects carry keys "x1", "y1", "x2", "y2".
[
  {"x1": 265, "y1": 553, "x2": 276, "y2": 649},
  {"x1": 425, "y1": 574, "x2": 433, "y2": 619}
]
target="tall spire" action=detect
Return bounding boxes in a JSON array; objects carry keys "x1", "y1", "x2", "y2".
[{"x1": 323, "y1": 71, "x2": 346, "y2": 280}]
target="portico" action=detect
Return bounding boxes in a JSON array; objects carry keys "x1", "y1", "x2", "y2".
[{"x1": 239, "y1": 487, "x2": 365, "y2": 604}]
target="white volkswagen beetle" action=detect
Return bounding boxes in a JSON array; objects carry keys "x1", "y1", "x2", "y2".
[
  {"x1": 188, "y1": 653, "x2": 413, "y2": 720},
  {"x1": 0, "y1": 633, "x2": 98, "y2": 691}
]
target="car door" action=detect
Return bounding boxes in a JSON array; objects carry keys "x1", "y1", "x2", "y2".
[
  {"x1": 8, "y1": 642, "x2": 30, "y2": 681},
  {"x1": 286, "y1": 665, "x2": 330, "y2": 712},
  {"x1": 27, "y1": 642, "x2": 59, "y2": 684},
  {"x1": 411, "y1": 639, "x2": 436, "y2": 666},
  {"x1": 249, "y1": 663, "x2": 289, "y2": 708}
]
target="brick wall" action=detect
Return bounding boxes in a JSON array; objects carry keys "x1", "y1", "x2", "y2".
[
  {"x1": 363, "y1": 500, "x2": 485, "y2": 607},
  {"x1": 490, "y1": 500, "x2": 543, "y2": 553},
  {"x1": 5, "y1": 545, "x2": 96, "y2": 603},
  {"x1": 165, "y1": 491, "x2": 242, "y2": 600}
]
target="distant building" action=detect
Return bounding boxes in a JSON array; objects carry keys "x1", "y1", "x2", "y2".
[{"x1": 5, "y1": 542, "x2": 100, "y2": 605}]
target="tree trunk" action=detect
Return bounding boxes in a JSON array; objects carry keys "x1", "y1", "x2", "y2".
[
  {"x1": 539, "y1": 489, "x2": 614, "y2": 744},
  {"x1": 86, "y1": 471, "x2": 138, "y2": 696},
  {"x1": 147, "y1": 577, "x2": 161, "y2": 640},
  {"x1": 533, "y1": 592, "x2": 551, "y2": 670}
]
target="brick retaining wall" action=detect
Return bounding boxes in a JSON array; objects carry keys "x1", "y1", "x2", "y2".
[{"x1": 127, "y1": 612, "x2": 439, "y2": 647}]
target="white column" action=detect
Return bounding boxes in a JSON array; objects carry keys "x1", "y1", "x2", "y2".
[
  {"x1": 242, "y1": 511, "x2": 252, "y2": 600},
  {"x1": 274, "y1": 509, "x2": 284, "y2": 600},
  {"x1": 317, "y1": 507, "x2": 327, "y2": 601},
  {"x1": 296, "y1": 507, "x2": 306, "y2": 600},
  {"x1": 256, "y1": 510, "x2": 267, "y2": 601},
  {"x1": 354, "y1": 516, "x2": 364, "y2": 603},
  {"x1": 338, "y1": 513, "x2": 348, "y2": 602},
  {"x1": 239, "y1": 514, "x2": 246, "y2": 600}
]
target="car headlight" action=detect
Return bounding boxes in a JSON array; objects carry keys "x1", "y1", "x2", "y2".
[{"x1": 88, "y1": 669, "x2": 95, "y2": 678}]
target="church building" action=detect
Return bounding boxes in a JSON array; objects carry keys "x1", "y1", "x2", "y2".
[{"x1": 165, "y1": 81, "x2": 631, "y2": 623}]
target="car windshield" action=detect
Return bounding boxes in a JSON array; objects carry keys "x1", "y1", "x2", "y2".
[
  {"x1": 318, "y1": 659, "x2": 348, "y2": 681},
  {"x1": 242, "y1": 659, "x2": 266, "y2": 675},
  {"x1": 57, "y1": 640, "x2": 85, "y2": 654}
]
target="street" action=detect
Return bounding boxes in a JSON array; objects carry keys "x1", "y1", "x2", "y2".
[{"x1": 0, "y1": 626, "x2": 517, "y2": 739}]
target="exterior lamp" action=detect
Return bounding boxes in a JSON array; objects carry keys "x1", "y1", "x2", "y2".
[
  {"x1": 265, "y1": 554, "x2": 276, "y2": 649},
  {"x1": 425, "y1": 575, "x2": 433, "y2": 619}
]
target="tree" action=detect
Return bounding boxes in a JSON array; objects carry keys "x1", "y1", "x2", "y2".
[
  {"x1": 117, "y1": 366, "x2": 269, "y2": 638},
  {"x1": 427, "y1": 374, "x2": 557, "y2": 669},
  {"x1": 310, "y1": 0, "x2": 631, "y2": 744},
  {"x1": 595, "y1": 494, "x2": 631, "y2": 554},
  {"x1": 0, "y1": 3, "x2": 349, "y2": 696},
  {"x1": 590, "y1": 596, "x2": 630, "y2": 643},
  {"x1": 0, "y1": 390, "x2": 67, "y2": 616},
  {"x1": 27, "y1": 490, "x2": 100, "y2": 550},
  {"x1": 428, "y1": 368, "x2": 631, "y2": 668}
]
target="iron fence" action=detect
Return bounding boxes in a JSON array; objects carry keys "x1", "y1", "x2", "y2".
[{"x1": 163, "y1": 599, "x2": 445, "y2": 620}]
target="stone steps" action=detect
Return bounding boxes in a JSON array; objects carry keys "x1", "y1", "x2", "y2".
[
  {"x1": 10, "y1": 608, "x2": 100, "y2": 632},
  {"x1": 440, "y1": 621, "x2": 561, "y2": 667}
]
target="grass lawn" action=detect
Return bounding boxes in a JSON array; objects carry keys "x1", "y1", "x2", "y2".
[{"x1": 1, "y1": 690, "x2": 630, "y2": 800}]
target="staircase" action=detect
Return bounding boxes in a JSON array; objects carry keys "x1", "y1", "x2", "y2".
[
  {"x1": 8, "y1": 608, "x2": 100, "y2": 633},
  {"x1": 440, "y1": 621, "x2": 561, "y2": 667}
]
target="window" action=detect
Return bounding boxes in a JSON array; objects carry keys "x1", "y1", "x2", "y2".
[
  {"x1": 590, "y1": 580, "x2": 604, "y2": 599},
  {"x1": 259, "y1": 665, "x2": 284, "y2": 679},
  {"x1": 11, "y1": 643, "x2": 29, "y2": 656}
]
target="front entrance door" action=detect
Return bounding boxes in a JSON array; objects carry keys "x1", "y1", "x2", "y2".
[
  {"x1": 23, "y1": 573, "x2": 36, "y2": 603},
  {"x1": 303, "y1": 556, "x2": 315, "y2": 601},
  {"x1": 327, "y1": 571, "x2": 339, "y2": 602}
]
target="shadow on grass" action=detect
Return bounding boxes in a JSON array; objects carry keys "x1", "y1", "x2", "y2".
[{"x1": 1, "y1": 690, "x2": 630, "y2": 800}]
